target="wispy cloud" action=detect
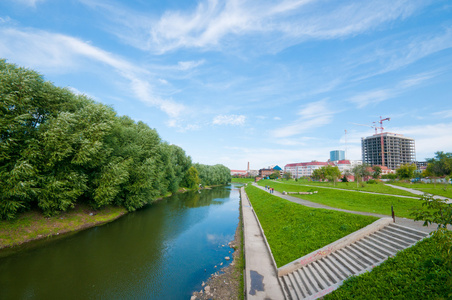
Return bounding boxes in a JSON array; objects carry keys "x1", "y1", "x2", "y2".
[
  {"x1": 10, "y1": 0, "x2": 44, "y2": 7},
  {"x1": 81, "y1": 0, "x2": 427, "y2": 54},
  {"x1": 392, "y1": 123, "x2": 452, "y2": 160},
  {"x1": 348, "y1": 71, "x2": 438, "y2": 108},
  {"x1": 0, "y1": 27, "x2": 186, "y2": 120},
  {"x1": 270, "y1": 99, "x2": 336, "y2": 138},
  {"x1": 349, "y1": 27, "x2": 452, "y2": 80},
  {"x1": 432, "y1": 110, "x2": 452, "y2": 119},
  {"x1": 213, "y1": 114, "x2": 246, "y2": 126}
]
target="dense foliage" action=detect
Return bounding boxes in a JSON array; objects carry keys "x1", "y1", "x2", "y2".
[
  {"x1": 426, "y1": 151, "x2": 452, "y2": 177},
  {"x1": 0, "y1": 60, "x2": 229, "y2": 219},
  {"x1": 194, "y1": 163, "x2": 231, "y2": 187}
]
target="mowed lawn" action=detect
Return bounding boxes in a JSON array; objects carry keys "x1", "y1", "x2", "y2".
[
  {"x1": 245, "y1": 185, "x2": 378, "y2": 267},
  {"x1": 391, "y1": 182, "x2": 452, "y2": 199},
  {"x1": 285, "y1": 179, "x2": 418, "y2": 197},
  {"x1": 259, "y1": 180, "x2": 424, "y2": 219}
]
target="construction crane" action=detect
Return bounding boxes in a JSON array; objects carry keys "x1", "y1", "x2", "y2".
[
  {"x1": 350, "y1": 116, "x2": 391, "y2": 167},
  {"x1": 376, "y1": 116, "x2": 390, "y2": 167}
]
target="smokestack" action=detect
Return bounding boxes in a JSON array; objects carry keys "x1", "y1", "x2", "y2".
[{"x1": 247, "y1": 162, "x2": 250, "y2": 171}]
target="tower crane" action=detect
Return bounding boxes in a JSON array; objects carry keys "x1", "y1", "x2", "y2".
[
  {"x1": 350, "y1": 116, "x2": 391, "y2": 167},
  {"x1": 376, "y1": 116, "x2": 390, "y2": 167}
]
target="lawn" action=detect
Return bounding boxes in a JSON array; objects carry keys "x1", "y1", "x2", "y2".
[
  {"x1": 245, "y1": 185, "x2": 378, "y2": 267},
  {"x1": 324, "y1": 229, "x2": 452, "y2": 299},
  {"x1": 391, "y1": 182, "x2": 452, "y2": 199},
  {"x1": 231, "y1": 178, "x2": 255, "y2": 184},
  {"x1": 259, "y1": 180, "x2": 425, "y2": 219},
  {"x1": 276, "y1": 179, "x2": 417, "y2": 197}
]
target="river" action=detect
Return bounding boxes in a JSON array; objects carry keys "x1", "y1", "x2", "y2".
[{"x1": 0, "y1": 184, "x2": 241, "y2": 299}]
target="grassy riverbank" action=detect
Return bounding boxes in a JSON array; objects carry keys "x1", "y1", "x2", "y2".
[
  {"x1": 259, "y1": 180, "x2": 423, "y2": 219},
  {"x1": 0, "y1": 204, "x2": 127, "y2": 251},
  {"x1": 245, "y1": 185, "x2": 377, "y2": 267}
]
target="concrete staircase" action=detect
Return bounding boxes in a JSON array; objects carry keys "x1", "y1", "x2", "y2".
[{"x1": 279, "y1": 223, "x2": 428, "y2": 300}]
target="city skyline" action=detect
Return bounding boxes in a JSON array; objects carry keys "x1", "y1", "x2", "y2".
[{"x1": 1, "y1": 0, "x2": 451, "y2": 170}]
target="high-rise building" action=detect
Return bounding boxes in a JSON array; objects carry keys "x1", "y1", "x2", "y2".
[
  {"x1": 330, "y1": 150, "x2": 345, "y2": 161},
  {"x1": 361, "y1": 133, "x2": 415, "y2": 170}
]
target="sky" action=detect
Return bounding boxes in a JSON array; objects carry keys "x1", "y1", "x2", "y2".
[{"x1": 1, "y1": 0, "x2": 452, "y2": 170}]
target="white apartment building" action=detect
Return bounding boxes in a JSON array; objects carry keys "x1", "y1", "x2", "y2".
[{"x1": 284, "y1": 160, "x2": 363, "y2": 178}]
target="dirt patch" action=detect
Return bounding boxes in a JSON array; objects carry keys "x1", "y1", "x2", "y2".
[{"x1": 191, "y1": 217, "x2": 244, "y2": 300}]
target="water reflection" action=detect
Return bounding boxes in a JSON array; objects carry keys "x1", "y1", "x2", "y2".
[{"x1": 0, "y1": 184, "x2": 241, "y2": 299}]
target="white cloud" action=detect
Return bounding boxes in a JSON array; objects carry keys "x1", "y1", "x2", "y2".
[
  {"x1": 348, "y1": 72, "x2": 437, "y2": 108},
  {"x1": 270, "y1": 99, "x2": 336, "y2": 138},
  {"x1": 0, "y1": 17, "x2": 12, "y2": 24},
  {"x1": 348, "y1": 89, "x2": 392, "y2": 108},
  {"x1": 0, "y1": 27, "x2": 186, "y2": 120},
  {"x1": 82, "y1": 0, "x2": 426, "y2": 54},
  {"x1": 177, "y1": 60, "x2": 205, "y2": 70},
  {"x1": 432, "y1": 110, "x2": 452, "y2": 119},
  {"x1": 213, "y1": 114, "x2": 246, "y2": 126},
  {"x1": 12, "y1": 0, "x2": 44, "y2": 7},
  {"x1": 391, "y1": 123, "x2": 452, "y2": 160}
]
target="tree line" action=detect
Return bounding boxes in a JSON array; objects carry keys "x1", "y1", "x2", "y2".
[{"x1": 0, "y1": 59, "x2": 231, "y2": 220}]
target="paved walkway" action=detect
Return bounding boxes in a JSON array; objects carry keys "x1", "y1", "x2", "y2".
[
  {"x1": 385, "y1": 183, "x2": 452, "y2": 203},
  {"x1": 241, "y1": 183, "x2": 445, "y2": 299},
  {"x1": 241, "y1": 187, "x2": 285, "y2": 299}
]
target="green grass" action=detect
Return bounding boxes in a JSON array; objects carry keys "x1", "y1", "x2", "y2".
[
  {"x1": 231, "y1": 178, "x2": 255, "y2": 183},
  {"x1": 259, "y1": 180, "x2": 425, "y2": 219},
  {"x1": 276, "y1": 179, "x2": 418, "y2": 197},
  {"x1": 391, "y1": 182, "x2": 452, "y2": 199},
  {"x1": 0, "y1": 204, "x2": 127, "y2": 249},
  {"x1": 245, "y1": 185, "x2": 378, "y2": 267},
  {"x1": 325, "y1": 229, "x2": 452, "y2": 299}
]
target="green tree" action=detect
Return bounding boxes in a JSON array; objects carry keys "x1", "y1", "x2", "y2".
[
  {"x1": 283, "y1": 172, "x2": 291, "y2": 180},
  {"x1": 324, "y1": 165, "x2": 342, "y2": 186},
  {"x1": 269, "y1": 170, "x2": 280, "y2": 180},
  {"x1": 311, "y1": 168, "x2": 325, "y2": 181},
  {"x1": 425, "y1": 151, "x2": 452, "y2": 187},
  {"x1": 372, "y1": 165, "x2": 382, "y2": 179},
  {"x1": 182, "y1": 166, "x2": 201, "y2": 189},
  {"x1": 0, "y1": 60, "x2": 90, "y2": 219},
  {"x1": 352, "y1": 164, "x2": 370, "y2": 187},
  {"x1": 396, "y1": 163, "x2": 417, "y2": 180}
]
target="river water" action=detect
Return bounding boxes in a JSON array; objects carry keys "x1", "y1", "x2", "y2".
[{"x1": 0, "y1": 184, "x2": 241, "y2": 299}]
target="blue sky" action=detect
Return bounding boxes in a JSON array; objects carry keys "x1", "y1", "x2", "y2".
[{"x1": 1, "y1": 0, "x2": 451, "y2": 170}]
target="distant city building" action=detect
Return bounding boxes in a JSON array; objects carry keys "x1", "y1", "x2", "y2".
[
  {"x1": 230, "y1": 170, "x2": 248, "y2": 177},
  {"x1": 330, "y1": 150, "x2": 345, "y2": 162},
  {"x1": 284, "y1": 160, "x2": 363, "y2": 179},
  {"x1": 284, "y1": 161, "x2": 332, "y2": 178},
  {"x1": 361, "y1": 133, "x2": 415, "y2": 170}
]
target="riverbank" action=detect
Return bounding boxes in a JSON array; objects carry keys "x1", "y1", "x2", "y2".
[
  {"x1": 0, "y1": 204, "x2": 127, "y2": 252},
  {"x1": 0, "y1": 187, "x2": 202, "y2": 252}
]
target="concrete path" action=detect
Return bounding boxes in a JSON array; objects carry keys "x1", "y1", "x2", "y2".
[
  {"x1": 385, "y1": 183, "x2": 452, "y2": 203},
  {"x1": 241, "y1": 187, "x2": 285, "y2": 299},
  {"x1": 253, "y1": 183, "x2": 438, "y2": 234},
  {"x1": 291, "y1": 183, "x2": 419, "y2": 199}
]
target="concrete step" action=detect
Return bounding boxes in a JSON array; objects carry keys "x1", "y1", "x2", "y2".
[{"x1": 279, "y1": 222, "x2": 428, "y2": 300}]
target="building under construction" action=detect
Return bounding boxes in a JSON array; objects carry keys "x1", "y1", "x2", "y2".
[{"x1": 361, "y1": 133, "x2": 416, "y2": 170}]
